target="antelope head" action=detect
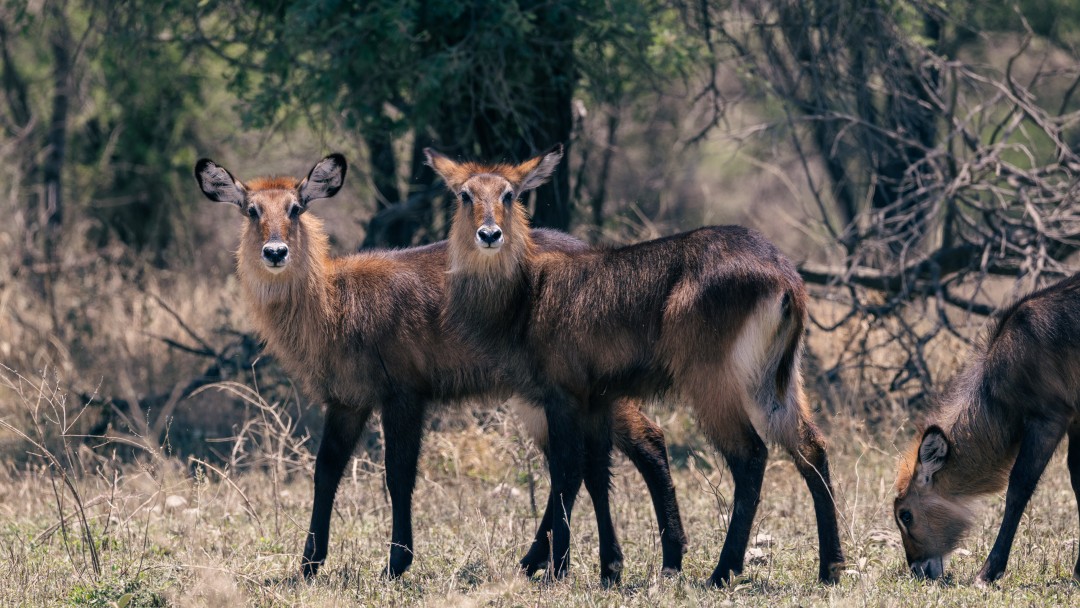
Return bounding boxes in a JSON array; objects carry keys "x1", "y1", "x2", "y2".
[
  {"x1": 893, "y1": 426, "x2": 974, "y2": 580},
  {"x1": 194, "y1": 154, "x2": 346, "y2": 276},
  {"x1": 424, "y1": 145, "x2": 562, "y2": 257}
]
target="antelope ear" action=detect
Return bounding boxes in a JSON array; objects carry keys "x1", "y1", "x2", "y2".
[
  {"x1": 195, "y1": 159, "x2": 246, "y2": 206},
  {"x1": 424, "y1": 148, "x2": 469, "y2": 193},
  {"x1": 512, "y1": 144, "x2": 563, "y2": 193},
  {"x1": 299, "y1": 154, "x2": 347, "y2": 205},
  {"x1": 916, "y1": 426, "x2": 949, "y2": 486}
]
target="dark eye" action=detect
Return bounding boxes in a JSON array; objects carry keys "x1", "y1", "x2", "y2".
[
  {"x1": 460, "y1": 191, "x2": 472, "y2": 205},
  {"x1": 288, "y1": 204, "x2": 301, "y2": 219},
  {"x1": 899, "y1": 510, "x2": 913, "y2": 526},
  {"x1": 502, "y1": 191, "x2": 513, "y2": 205},
  {"x1": 247, "y1": 206, "x2": 259, "y2": 220}
]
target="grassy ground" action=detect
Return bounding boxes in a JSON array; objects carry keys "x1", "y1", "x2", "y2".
[{"x1": 1, "y1": 392, "x2": 1079, "y2": 608}]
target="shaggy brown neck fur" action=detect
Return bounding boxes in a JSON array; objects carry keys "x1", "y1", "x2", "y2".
[
  {"x1": 445, "y1": 202, "x2": 536, "y2": 319},
  {"x1": 935, "y1": 409, "x2": 1017, "y2": 498},
  {"x1": 899, "y1": 357, "x2": 1019, "y2": 498}
]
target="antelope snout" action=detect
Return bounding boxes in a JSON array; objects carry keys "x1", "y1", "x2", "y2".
[
  {"x1": 262, "y1": 241, "x2": 289, "y2": 272},
  {"x1": 910, "y1": 556, "x2": 944, "y2": 580},
  {"x1": 476, "y1": 225, "x2": 503, "y2": 250}
]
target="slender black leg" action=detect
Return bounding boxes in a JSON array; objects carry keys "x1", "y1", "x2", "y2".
[
  {"x1": 613, "y1": 406, "x2": 688, "y2": 574},
  {"x1": 381, "y1": 400, "x2": 426, "y2": 579},
  {"x1": 302, "y1": 404, "x2": 371, "y2": 579},
  {"x1": 544, "y1": 396, "x2": 585, "y2": 580},
  {"x1": 520, "y1": 492, "x2": 555, "y2": 576},
  {"x1": 708, "y1": 429, "x2": 768, "y2": 587},
  {"x1": 785, "y1": 421, "x2": 845, "y2": 583},
  {"x1": 1068, "y1": 425, "x2": 1080, "y2": 580},
  {"x1": 975, "y1": 418, "x2": 1067, "y2": 586},
  {"x1": 522, "y1": 453, "x2": 557, "y2": 578},
  {"x1": 581, "y1": 413, "x2": 623, "y2": 586}
]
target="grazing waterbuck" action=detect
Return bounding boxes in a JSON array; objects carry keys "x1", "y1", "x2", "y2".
[
  {"x1": 894, "y1": 273, "x2": 1080, "y2": 585},
  {"x1": 193, "y1": 155, "x2": 688, "y2": 581},
  {"x1": 426, "y1": 145, "x2": 845, "y2": 586}
]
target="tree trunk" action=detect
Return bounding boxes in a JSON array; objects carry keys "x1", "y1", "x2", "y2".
[
  {"x1": 591, "y1": 112, "x2": 619, "y2": 228},
  {"x1": 361, "y1": 135, "x2": 435, "y2": 249},
  {"x1": 364, "y1": 123, "x2": 400, "y2": 210},
  {"x1": 524, "y1": 2, "x2": 575, "y2": 231},
  {"x1": 43, "y1": 4, "x2": 72, "y2": 249}
]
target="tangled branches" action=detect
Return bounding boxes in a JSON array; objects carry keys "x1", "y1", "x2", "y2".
[{"x1": 719, "y1": 1, "x2": 1080, "y2": 402}]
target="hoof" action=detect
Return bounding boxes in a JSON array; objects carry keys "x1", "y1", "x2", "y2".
[
  {"x1": 974, "y1": 562, "x2": 1003, "y2": 588},
  {"x1": 706, "y1": 571, "x2": 736, "y2": 589},
  {"x1": 707, "y1": 561, "x2": 742, "y2": 589},
  {"x1": 660, "y1": 539, "x2": 687, "y2": 574},
  {"x1": 382, "y1": 550, "x2": 413, "y2": 580},
  {"x1": 519, "y1": 544, "x2": 550, "y2": 578},
  {"x1": 300, "y1": 559, "x2": 321, "y2": 580},
  {"x1": 600, "y1": 560, "x2": 623, "y2": 588},
  {"x1": 973, "y1": 574, "x2": 994, "y2": 589},
  {"x1": 820, "y1": 561, "x2": 844, "y2": 584},
  {"x1": 520, "y1": 559, "x2": 549, "y2": 578}
]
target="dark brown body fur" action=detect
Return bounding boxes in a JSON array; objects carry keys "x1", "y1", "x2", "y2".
[
  {"x1": 194, "y1": 156, "x2": 688, "y2": 581},
  {"x1": 895, "y1": 273, "x2": 1080, "y2": 585},
  {"x1": 428, "y1": 147, "x2": 844, "y2": 586}
]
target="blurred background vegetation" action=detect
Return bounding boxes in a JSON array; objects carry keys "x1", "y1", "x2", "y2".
[{"x1": 2, "y1": 0, "x2": 1080, "y2": 458}]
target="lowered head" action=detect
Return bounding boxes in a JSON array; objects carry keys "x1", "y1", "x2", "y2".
[{"x1": 893, "y1": 426, "x2": 974, "y2": 580}]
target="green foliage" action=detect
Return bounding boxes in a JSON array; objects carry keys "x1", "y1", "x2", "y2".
[
  {"x1": 975, "y1": 0, "x2": 1080, "y2": 46},
  {"x1": 196, "y1": 0, "x2": 706, "y2": 235},
  {"x1": 79, "y1": 2, "x2": 208, "y2": 254},
  {"x1": 237, "y1": 0, "x2": 700, "y2": 136},
  {"x1": 0, "y1": 0, "x2": 209, "y2": 256}
]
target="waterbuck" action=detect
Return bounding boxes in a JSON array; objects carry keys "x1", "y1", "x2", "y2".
[
  {"x1": 894, "y1": 273, "x2": 1080, "y2": 585},
  {"x1": 427, "y1": 145, "x2": 845, "y2": 586},
  {"x1": 193, "y1": 155, "x2": 687, "y2": 581}
]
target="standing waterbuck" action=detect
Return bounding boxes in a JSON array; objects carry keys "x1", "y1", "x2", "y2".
[
  {"x1": 426, "y1": 145, "x2": 845, "y2": 586},
  {"x1": 894, "y1": 273, "x2": 1080, "y2": 585},
  {"x1": 193, "y1": 155, "x2": 688, "y2": 581}
]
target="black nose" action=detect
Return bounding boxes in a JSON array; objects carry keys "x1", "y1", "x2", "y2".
[
  {"x1": 477, "y1": 226, "x2": 502, "y2": 245},
  {"x1": 262, "y1": 243, "x2": 289, "y2": 264}
]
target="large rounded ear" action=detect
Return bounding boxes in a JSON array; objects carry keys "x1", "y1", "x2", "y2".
[
  {"x1": 424, "y1": 147, "x2": 468, "y2": 193},
  {"x1": 511, "y1": 144, "x2": 563, "y2": 194},
  {"x1": 298, "y1": 154, "x2": 347, "y2": 206},
  {"x1": 915, "y1": 426, "x2": 949, "y2": 486},
  {"x1": 195, "y1": 159, "x2": 246, "y2": 206}
]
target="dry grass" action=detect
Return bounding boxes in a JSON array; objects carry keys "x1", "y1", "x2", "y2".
[
  {"x1": 1, "y1": 163, "x2": 1077, "y2": 604},
  {"x1": 1, "y1": 362, "x2": 1080, "y2": 607}
]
